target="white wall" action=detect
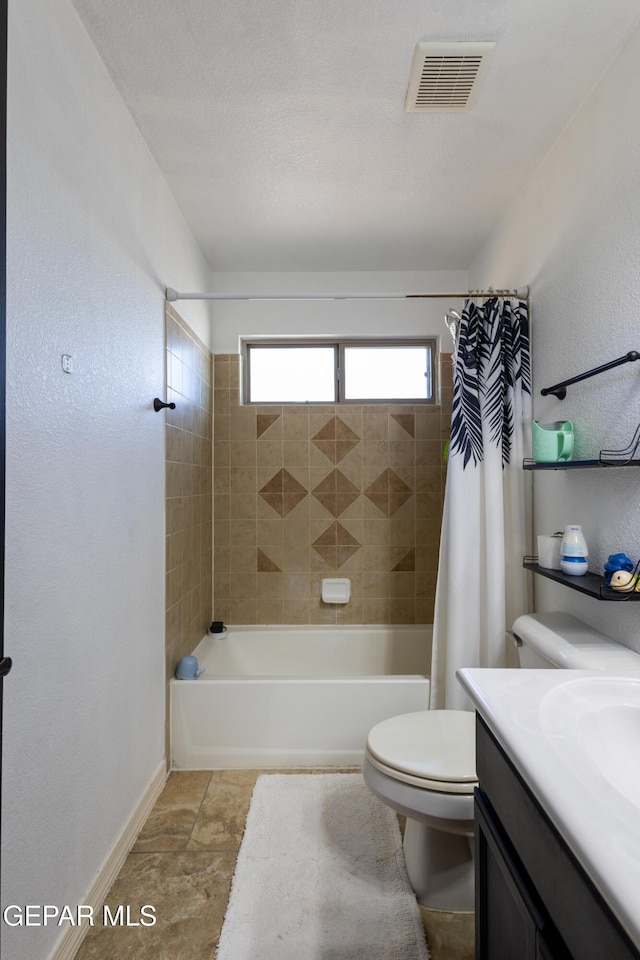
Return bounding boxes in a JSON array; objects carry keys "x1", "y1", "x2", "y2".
[
  {"x1": 469, "y1": 25, "x2": 640, "y2": 649},
  {"x1": 207, "y1": 270, "x2": 468, "y2": 353},
  {"x1": 3, "y1": 0, "x2": 213, "y2": 957}
]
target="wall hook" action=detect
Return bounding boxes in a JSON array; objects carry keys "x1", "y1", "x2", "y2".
[{"x1": 153, "y1": 397, "x2": 176, "y2": 412}]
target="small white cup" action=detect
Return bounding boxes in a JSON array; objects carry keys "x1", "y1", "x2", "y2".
[{"x1": 537, "y1": 535, "x2": 562, "y2": 570}]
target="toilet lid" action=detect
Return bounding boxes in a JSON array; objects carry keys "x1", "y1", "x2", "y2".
[{"x1": 366, "y1": 710, "x2": 477, "y2": 783}]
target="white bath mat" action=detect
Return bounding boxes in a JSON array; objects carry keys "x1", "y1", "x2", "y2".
[{"x1": 216, "y1": 773, "x2": 429, "y2": 960}]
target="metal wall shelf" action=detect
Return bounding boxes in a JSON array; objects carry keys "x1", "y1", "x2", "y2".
[
  {"x1": 523, "y1": 560, "x2": 640, "y2": 601},
  {"x1": 523, "y1": 458, "x2": 640, "y2": 471}
]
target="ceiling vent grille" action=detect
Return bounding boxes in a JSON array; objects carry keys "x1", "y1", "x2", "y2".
[{"x1": 405, "y1": 42, "x2": 496, "y2": 112}]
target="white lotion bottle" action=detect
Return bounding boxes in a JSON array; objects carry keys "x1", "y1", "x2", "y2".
[{"x1": 560, "y1": 524, "x2": 589, "y2": 576}]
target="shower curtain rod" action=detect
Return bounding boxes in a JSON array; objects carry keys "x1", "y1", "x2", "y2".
[{"x1": 165, "y1": 286, "x2": 530, "y2": 303}]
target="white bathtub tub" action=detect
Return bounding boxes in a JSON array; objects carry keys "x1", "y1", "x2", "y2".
[{"x1": 170, "y1": 624, "x2": 431, "y2": 769}]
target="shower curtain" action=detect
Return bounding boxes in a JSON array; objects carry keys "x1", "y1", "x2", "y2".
[{"x1": 430, "y1": 296, "x2": 532, "y2": 710}]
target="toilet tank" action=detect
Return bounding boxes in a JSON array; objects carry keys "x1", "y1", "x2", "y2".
[{"x1": 511, "y1": 612, "x2": 640, "y2": 673}]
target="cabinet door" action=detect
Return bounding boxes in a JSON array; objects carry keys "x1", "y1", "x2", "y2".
[{"x1": 475, "y1": 790, "x2": 571, "y2": 960}]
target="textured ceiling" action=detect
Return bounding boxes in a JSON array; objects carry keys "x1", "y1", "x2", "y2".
[{"x1": 72, "y1": 0, "x2": 640, "y2": 272}]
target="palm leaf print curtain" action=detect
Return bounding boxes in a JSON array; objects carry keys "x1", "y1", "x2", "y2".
[{"x1": 430, "y1": 297, "x2": 532, "y2": 709}]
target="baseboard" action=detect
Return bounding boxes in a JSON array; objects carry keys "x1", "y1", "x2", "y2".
[{"x1": 49, "y1": 761, "x2": 167, "y2": 960}]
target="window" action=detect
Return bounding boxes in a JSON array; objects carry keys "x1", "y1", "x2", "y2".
[{"x1": 243, "y1": 338, "x2": 437, "y2": 405}]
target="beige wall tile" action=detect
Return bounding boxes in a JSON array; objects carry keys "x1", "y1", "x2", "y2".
[
  {"x1": 283, "y1": 411, "x2": 309, "y2": 440},
  {"x1": 308, "y1": 598, "x2": 337, "y2": 624},
  {"x1": 390, "y1": 572, "x2": 416, "y2": 598},
  {"x1": 229, "y1": 599, "x2": 257, "y2": 624},
  {"x1": 415, "y1": 413, "x2": 443, "y2": 440},
  {"x1": 281, "y1": 546, "x2": 309, "y2": 572},
  {"x1": 390, "y1": 599, "x2": 415, "y2": 624},
  {"x1": 256, "y1": 597, "x2": 284, "y2": 623},
  {"x1": 257, "y1": 572, "x2": 283, "y2": 598},
  {"x1": 284, "y1": 573, "x2": 310, "y2": 598},
  {"x1": 229, "y1": 573, "x2": 257, "y2": 600},
  {"x1": 257, "y1": 442, "x2": 283, "y2": 469},
  {"x1": 229, "y1": 467, "x2": 257, "y2": 493},
  {"x1": 229, "y1": 493, "x2": 257, "y2": 519},
  {"x1": 213, "y1": 360, "x2": 230, "y2": 388},
  {"x1": 336, "y1": 599, "x2": 363, "y2": 624},
  {"x1": 283, "y1": 441, "x2": 309, "y2": 467},
  {"x1": 416, "y1": 571, "x2": 438, "y2": 600},
  {"x1": 283, "y1": 599, "x2": 311, "y2": 624},
  {"x1": 213, "y1": 414, "x2": 230, "y2": 441},
  {"x1": 211, "y1": 365, "x2": 445, "y2": 628},
  {"x1": 229, "y1": 441, "x2": 257, "y2": 468},
  {"x1": 257, "y1": 414, "x2": 282, "y2": 441},
  {"x1": 363, "y1": 571, "x2": 389, "y2": 598},
  {"x1": 359, "y1": 545, "x2": 390, "y2": 571},
  {"x1": 229, "y1": 414, "x2": 256, "y2": 441},
  {"x1": 415, "y1": 600, "x2": 435, "y2": 626},
  {"x1": 363, "y1": 598, "x2": 390, "y2": 623},
  {"x1": 165, "y1": 309, "x2": 214, "y2": 758}
]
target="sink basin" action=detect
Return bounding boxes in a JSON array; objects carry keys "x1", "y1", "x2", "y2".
[{"x1": 541, "y1": 676, "x2": 640, "y2": 810}]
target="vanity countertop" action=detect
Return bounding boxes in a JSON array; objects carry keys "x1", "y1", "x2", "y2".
[{"x1": 458, "y1": 667, "x2": 640, "y2": 952}]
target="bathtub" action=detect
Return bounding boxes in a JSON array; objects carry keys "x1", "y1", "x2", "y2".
[{"x1": 170, "y1": 624, "x2": 431, "y2": 769}]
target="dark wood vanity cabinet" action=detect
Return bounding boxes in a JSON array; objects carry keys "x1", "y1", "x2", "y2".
[{"x1": 475, "y1": 717, "x2": 639, "y2": 960}]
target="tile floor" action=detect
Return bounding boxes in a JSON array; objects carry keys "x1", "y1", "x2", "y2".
[{"x1": 75, "y1": 768, "x2": 473, "y2": 960}]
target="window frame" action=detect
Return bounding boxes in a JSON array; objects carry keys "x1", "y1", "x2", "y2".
[{"x1": 241, "y1": 337, "x2": 438, "y2": 406}]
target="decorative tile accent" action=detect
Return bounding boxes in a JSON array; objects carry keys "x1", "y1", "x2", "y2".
[
  {"x1": 311, "y1": 468, "x2": 360, "y2": 517},
  {"x1": 312, "y1": 521, "x2": 361, "y2": 569},
  {"x1": 391, "y1": 548, "x2": 416, "y2": 572},
  {"x1": 214, "y1": 353, "x2": 446, "y2": 625},
  {"x1": 257, "y1": 413, "x2": 281, "y2": 438},
  {"x1": 391, "y1": 413, "x2": 415, "y2": 437},
  {"x1": 258, "y1": 468, "x2": 307, "y2": 517},
  {"x1": 311, "y1": 416, "x2": 360, "y2": 464},
  {"x1": 364, "y1": 468, "x2": 413, "y2": 517},
  {"x1": 257, "y1": 548, "x2": 282, "y2": 573}
]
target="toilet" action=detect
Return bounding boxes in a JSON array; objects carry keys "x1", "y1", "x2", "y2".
[{"x1": 362, "y1": 611, "x2": 640, "y2": 912}]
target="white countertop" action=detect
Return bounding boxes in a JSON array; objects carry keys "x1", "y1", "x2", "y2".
[{"x1": 458, "y1": 667, "x2": 640, "y2": 951}]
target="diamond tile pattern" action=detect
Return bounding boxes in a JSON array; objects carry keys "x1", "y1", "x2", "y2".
[
  {"x1": 391, "y1": 548, "x2": 416, "y2": 572},
  {"x1": 312, "y1": 521, "x2": 361, "y2": 569},
  {"x1": 212, "y1": 352, "x2": 452, "y2": 625},
  {"x1": 311, "y1": 416, "x2": 360, "y2": 464},
  {"x1": 312, "y1": 469, "x2": 360, "y2": 517},
  {"x1": 259, "y1": 468, "x2": 307, "y2": 517},
  {"x1": 390, "y1": 413, "x2": 415, "y2": 437},
  {"x1": 257, "y1": 548, "x2": 281, "y2": 572},
  {"x1": 364, "y1": 468, "x2": 413, "y2": 517},
  {"x1": 257, "y1": 413, "x2": 281, "y2": 438}
]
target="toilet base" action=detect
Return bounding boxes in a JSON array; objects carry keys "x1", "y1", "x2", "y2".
[{"x1": 403, "y1": 817, "x2": 475, "y2": 911}]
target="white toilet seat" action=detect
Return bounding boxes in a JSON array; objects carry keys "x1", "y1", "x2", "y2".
[
  {"x1": 366, "y1": 710, "x2": 477, "y2": 793},
  {"x1": 365, "y1": 747, "x2": 476, "y2": 794}
]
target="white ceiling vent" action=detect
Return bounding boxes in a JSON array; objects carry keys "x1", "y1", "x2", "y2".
[{"x1": 405, "y1": 42, "x2": 496, "y2": 112}]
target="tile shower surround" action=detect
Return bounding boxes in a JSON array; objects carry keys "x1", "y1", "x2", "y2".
[
  {"x1": 164, "y1": 305, "x2": 213, "y2": 755},
  {"x1": 213, "y1": 353, "x2": 452, "y2": 625}
]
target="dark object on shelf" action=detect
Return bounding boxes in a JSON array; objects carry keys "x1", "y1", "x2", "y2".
[
  {"x1": 540, "y1": 350, "x2": 640, "y2": 400},
  {"x1": 210, "y1": 620, "x2": 226, "y2": 634},
  {"x1": 523, "y1": 559, "x2": 640, "y2": 600},
  {"x1": 153, "y1": 397, "x2": 176, "y2": 412}
]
